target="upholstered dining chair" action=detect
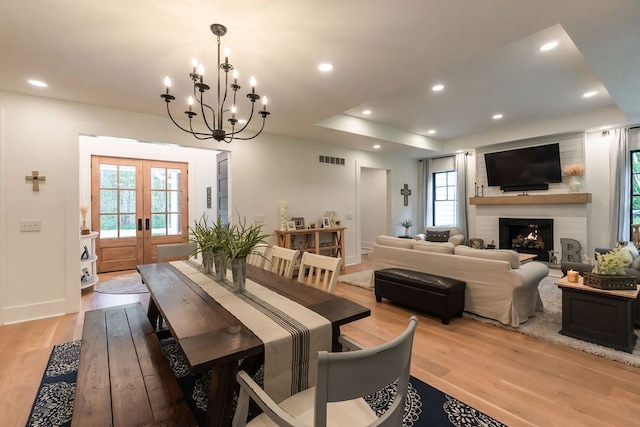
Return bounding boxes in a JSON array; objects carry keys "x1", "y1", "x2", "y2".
[
  {"x1": 232, "y1": 315, "x2": 418, "y2": 427},
  {"x1": 268, "y1": 245, "x2": 300, "y2": 279},
  {"x1": 246, "y1": 243, "x2": 272, "y2": 269},
  {"x1": 296, "y1": 252, "x2": 343, "y2": 294},
  {"x1": 156, "y1": 242, "x2": 197, "y2": 262}
]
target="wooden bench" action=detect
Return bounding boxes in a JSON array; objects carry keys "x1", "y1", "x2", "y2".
[{"x1": 72, "y1": 303, "x2": 197, "y2": 426}]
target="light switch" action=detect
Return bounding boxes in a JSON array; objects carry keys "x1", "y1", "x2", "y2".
[
  {"x1": 346, "y1": 212, "x2": 353, "y2": 220},
  {"x1": 254, "y1": 214, "x2": 265, "y2": 224}
]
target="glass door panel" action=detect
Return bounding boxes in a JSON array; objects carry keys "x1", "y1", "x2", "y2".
[{"x1": 92, "y1": 157, "x2": 188, "y2": 272}]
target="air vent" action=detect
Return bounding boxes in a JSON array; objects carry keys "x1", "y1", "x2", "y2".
[{"x1": 319, "y1": 155, "x2": 345, "y2": 166}]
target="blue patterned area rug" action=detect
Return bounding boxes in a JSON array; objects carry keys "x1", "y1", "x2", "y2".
[{"x1": 27, "y1": 340, "x2": 506, "y2": 427}]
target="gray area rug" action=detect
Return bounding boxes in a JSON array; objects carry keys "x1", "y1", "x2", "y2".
[
  {"x1": 95, "y1": 272, "x2": 148, "y2": 294},
  {"x1": 338, "y1": 269, "x2": 374, "y2": 289},
  {"x1": 465, "y1": 275, "x2": 640, "y2": 367},
  {"x1": 340, "y1": 270, "x2": 640, "y2": 367}
]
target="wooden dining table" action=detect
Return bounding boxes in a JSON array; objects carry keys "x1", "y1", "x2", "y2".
[{"x1": 137, "y1": 261, "x2": 370, "y2": 427}]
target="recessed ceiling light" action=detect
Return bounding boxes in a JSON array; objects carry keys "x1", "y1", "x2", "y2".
[
  {"x1": 28, "y1": 79, "x2": 48, "y2": 88},
  {"x1": 540, "y1": 41, "x2": 558, "y2": 51},
  {"x1": 318, "y1": 63, "x2": 334, "y2": 72},
  {"x1": 432, "y1": 84, "x2": 444, "y2": 92},
  {"x1": 492, "y1": 114, "x2": 503, "y2": 120},
  {"x1": 373, "y1": 144, "x2": 381, "y2": 149},
  {"x1": 362, "y1": 109, "x2": 372, "y2": 115},
  {"x1": 582, "y1": 91, "x2": 597, "y2": 98},
  {"x1": 238, "y1": 119, "x2": 247, "y2": 124},
  {"x1": 427, "y1": 129, "x2": 436, "y2": 134}
]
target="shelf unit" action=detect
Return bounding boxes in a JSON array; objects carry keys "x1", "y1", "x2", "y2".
[
  {"x1": 80, "y1": 231, "x2": 99, "y2": 290},
  {"x1": 469, "y1": 193, "x2": 592, "y2": 206},
  {"x1": 275, "y1": 227, "x2": 346, "y2": 270}
]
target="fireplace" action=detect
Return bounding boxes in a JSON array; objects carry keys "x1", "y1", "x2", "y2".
[{"x1": 498, "y1": 218, "x2": 553, "y2": 262}]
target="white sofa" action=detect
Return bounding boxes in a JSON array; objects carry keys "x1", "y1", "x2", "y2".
[{"x1": 369, "y1": 235, "x2": 549, "y2": 327}]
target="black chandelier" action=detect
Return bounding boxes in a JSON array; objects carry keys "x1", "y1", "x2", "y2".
[{"x1": 161, "y1": 23, "x2": 270, "y2": 143}]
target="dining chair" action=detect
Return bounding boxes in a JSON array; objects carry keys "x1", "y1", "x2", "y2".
[
  {"x1": 156, "y1": 242, "x2": 197, "y2": 262},
  {"x1": 232, "y1": 316, "x2": 418, "y2": 427},
  {"x1": 268, "y1": 245, "x2": 300, "y2": 279},
  {"x1": 296, "y1": 252, "x2": 343, "y2": 294},
  {"x1": 246, "y1": 243, "x2": 272, "y2": 269}
]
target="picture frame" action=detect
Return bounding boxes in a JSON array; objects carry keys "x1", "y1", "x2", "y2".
[
  {"x1": 286, "y1": 221, "x2": 297, "y2": 231},
  {"x1": 291, "y1": 217, "x2": 305, "y2": 230},
  {"x1": 322, "y1": 217, "x2": 332, "y2": 228},
  {"x1": 81, "y1": 267, "x2": 91, "y2": 282}
]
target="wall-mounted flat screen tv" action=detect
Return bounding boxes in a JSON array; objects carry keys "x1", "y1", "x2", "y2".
[{"x1": 484, "y1": 143, "x2": 562, "y2": 192}]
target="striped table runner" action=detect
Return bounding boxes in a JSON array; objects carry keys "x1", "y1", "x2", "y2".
[{"x1": 170, "y1": 261, "x2": 332, "y2": 403}]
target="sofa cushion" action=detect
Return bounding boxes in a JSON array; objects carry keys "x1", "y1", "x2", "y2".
[
  {"x1": 426, "y1": 230, "x2": 450, "y2": 242},
  {"x1": 454, "y1": 245, "x2": 520, "y2": 269},
  {"x1": 376, "y1": 235, "x2": 415, "y2": 249},
  {"x1": 414, "y1": 240, "x2": 455, "y2": 254},
  {"x1": 618, "y1": 241, "x2": 639, "y2": 265},
  {"x1": 448, "y1": 234, "x2": 465, "y2": 246}
]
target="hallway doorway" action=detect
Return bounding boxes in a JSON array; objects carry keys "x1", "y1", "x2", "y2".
[{"x1": 91, "y1": 156, "x2": 189, "y2": 272}]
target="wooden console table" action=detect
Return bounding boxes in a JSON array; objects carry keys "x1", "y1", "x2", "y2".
[
  {"x1": 275, "y1": 227, "x2": 345, "y2": 270},
  {"x1": 555, "y1": 276, "x2": 638, "y2": 353}
]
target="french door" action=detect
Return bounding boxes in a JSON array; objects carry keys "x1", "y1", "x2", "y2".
[{"x1": 91, "y1": 156, "x2": 188, "y2": 273}]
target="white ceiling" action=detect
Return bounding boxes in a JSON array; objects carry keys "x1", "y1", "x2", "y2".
[{"x1": 1, "y1": 0, "x2": 639, "y2": 158}]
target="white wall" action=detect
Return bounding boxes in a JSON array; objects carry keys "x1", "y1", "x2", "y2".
[
  {"x1": 360, "y1": 167, "x2": 388, "y2": 249},
  {"x1": 0, "y1": 90, "x2": 418, "y2": 324}
]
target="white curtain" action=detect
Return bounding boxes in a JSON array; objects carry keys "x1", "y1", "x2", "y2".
[
  {"x1": 610, "y1": 128, "x2": 630, "y2": 245},
  {"x1": 455, "y1": 152, "x2": 469, "y2": 240},
  {"x1": 418, "y1": 159, "x2": 430, "y2": 231}
]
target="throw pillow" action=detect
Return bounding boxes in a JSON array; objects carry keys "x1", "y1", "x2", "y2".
[
  {"x1": 426, "y1": 230, "x2": 450, "y2": 242},
  {"x1": 632, "y1": 255, "x2": 640, "y2": 271},
  {"x1": 619, "y1": 241, "x2": 638, "y2": 266}
]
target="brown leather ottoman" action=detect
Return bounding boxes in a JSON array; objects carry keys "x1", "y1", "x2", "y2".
[{"x1": 374, "y1": 268, "x2": 466, "y2": 324}]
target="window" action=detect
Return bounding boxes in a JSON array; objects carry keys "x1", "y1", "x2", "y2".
[
  {"x1": 433, "y1": 170, "x2": 456, "y2": 226},
  {"x1": 631, "y1": 150, "x2": 640, "y2": 229}
]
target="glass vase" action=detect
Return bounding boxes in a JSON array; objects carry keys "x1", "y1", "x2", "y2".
[
  {"x1": 231, "y1": 257, "x2": 247, "y2": 292},
  {"x1": 201, "y1": 251, "x2": 214, "y2": 274},
  {"x1": 568, "y1": 176, "x2": 581, "y2": 193},
  {"x1": 214, "y1": 252, "x2": 227, "y2": 282}
]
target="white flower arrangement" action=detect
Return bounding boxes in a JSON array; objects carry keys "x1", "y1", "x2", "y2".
[{"x1": 591, "y1": 247, "x2": 628, "y2": 275}]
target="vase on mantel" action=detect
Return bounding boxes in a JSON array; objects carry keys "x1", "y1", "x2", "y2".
[{"x1": 568, "y1": 176, "x2": 582, "y2": 193}]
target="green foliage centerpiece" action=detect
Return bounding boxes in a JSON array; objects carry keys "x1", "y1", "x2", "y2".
[
  {"x1": 220, "y1": 214, "x2": 270, "y2": 292},
  {"x1": 189, "y1": 213, "x2": 228, "y2": 280}
]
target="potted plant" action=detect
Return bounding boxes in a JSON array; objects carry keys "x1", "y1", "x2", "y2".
[
  {"x1": 220, "y1": 215, "x2": 270, "y2": 291},
  {"x1": 398, "y1": 219, "x2": 415, "y2": 237},
  {"x1": 188, "y1": 213, "x2": 228, "y2": 279}
]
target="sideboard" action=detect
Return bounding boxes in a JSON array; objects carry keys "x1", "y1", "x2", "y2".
[{"x1": 275, "y1": 227, "x2": 345, "y2": 270}]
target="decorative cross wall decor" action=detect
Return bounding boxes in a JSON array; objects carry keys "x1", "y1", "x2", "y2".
[
  {"x1": 400, "y1": 183, "x2": 412, "y2": 206},
  {"x1": 26, "y1": 170, "x2": 46, "y2": 191}
]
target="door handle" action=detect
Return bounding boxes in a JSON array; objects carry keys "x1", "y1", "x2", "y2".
[
  {"x1": 145, "y1": 218, "x2": 150, "y2": 230},
  {"x1": 138, "y1": 218, "x2": 143, "y2": 231}
]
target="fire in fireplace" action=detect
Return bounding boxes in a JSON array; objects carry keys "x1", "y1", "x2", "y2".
[{"x1": 498, "y1": 218, "x2": 553, "y2": 262}]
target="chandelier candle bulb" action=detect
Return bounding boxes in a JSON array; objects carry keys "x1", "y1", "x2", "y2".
[
  {"x1": 224, "y1": 47, "x2": 230, "y2": 64},
  {"x1": 164, "y1": 76, "x2": 171, "y2": 94},
  {"x1": 262, "y1": 96, "x2": 268, "y2": 111},
  {"x1": 191, "y1": 58, "x2": 198, "y2": 74},
  {"x1": 250, "y1": 76, "x2": 256, "y2": 94}
]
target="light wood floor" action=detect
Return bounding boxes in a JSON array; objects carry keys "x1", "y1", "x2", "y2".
[{"x1": 1, "y1": 256, "x2": 639, "y2": 426}]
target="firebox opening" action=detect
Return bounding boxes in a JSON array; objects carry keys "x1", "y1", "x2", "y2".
[{"x1": 498, "y1": 218, "x2": 553, "y2": 262}]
